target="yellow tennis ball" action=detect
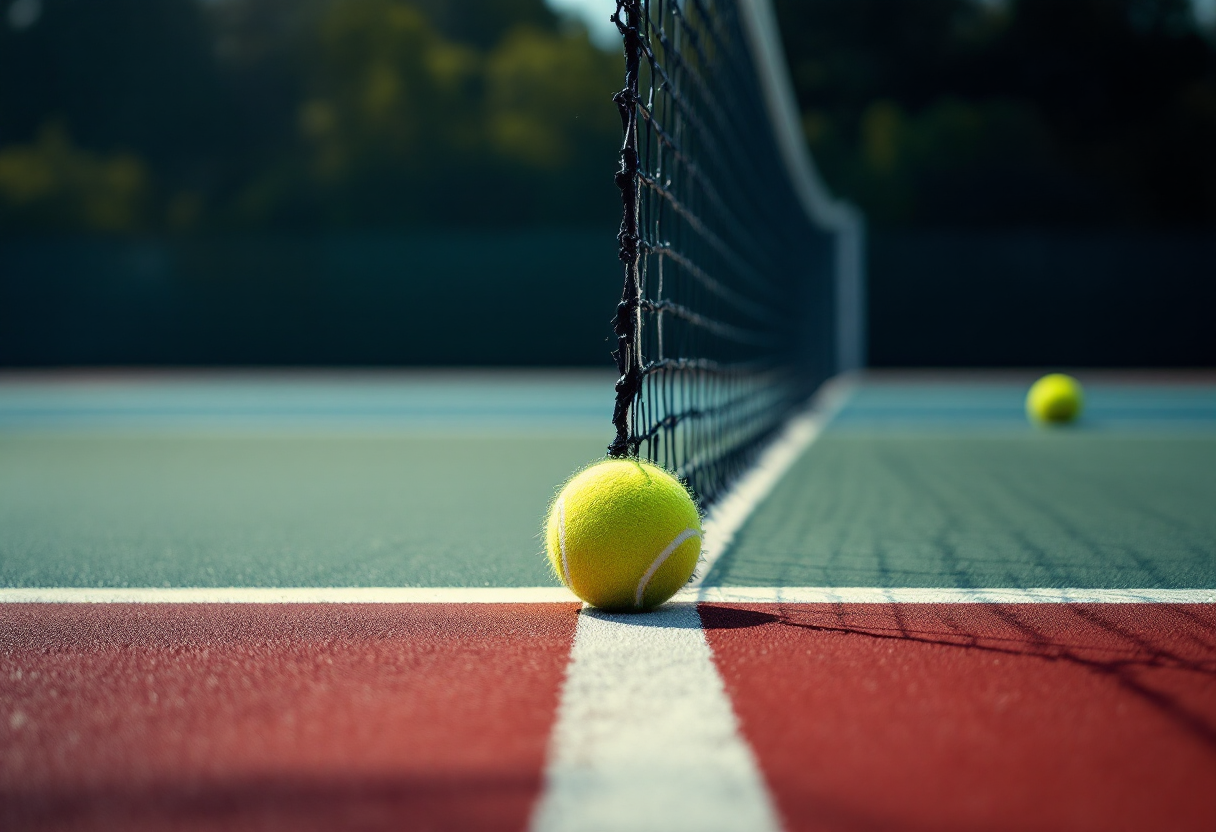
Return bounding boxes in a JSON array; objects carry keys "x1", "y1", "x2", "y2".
[
  {"x1": 546, "y1": 458, "x2": 702, "y2": 611},
  {"x1": 1026, "y1": 373, "x2": 1084, "y2": 424}
]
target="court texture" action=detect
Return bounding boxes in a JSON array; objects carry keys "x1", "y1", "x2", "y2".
[{"x1": 1, "y1": 369, "x2": 1214, "y2": 832}]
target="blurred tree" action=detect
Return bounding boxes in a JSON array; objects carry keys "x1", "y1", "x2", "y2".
[
  {"x1": 11, "y1": 0, "x2": 1207, "y2": 233},
  {"x1": 0, "y1": 0, "x2": 240, "y2": 230},
  {"x1": 0, "y1": 0, "x2": 621, "y2": 233},
  {"x1": 267, "y1": 0, "x2": 485, "y2": 226},
  {"x1": 410, "y1": 0, "x2": 561, "y2": 49},
  {"x1": 481, "y1": 24, "x2": 623, "y2": 221},
  {"x1": 0, "y1": 124, "x2": 150, "y2": 232},
  {"x1": 775, "y1": 0, "x2": 1216, "y2": 228}
]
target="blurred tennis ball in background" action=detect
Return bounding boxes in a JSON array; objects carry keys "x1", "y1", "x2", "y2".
[
  {"x1": 546, "y1": 458, "x2": 701, "y2": 611},
  {"x1": 1026, "y1": 373, "x2": 1084, "y2": 425}
]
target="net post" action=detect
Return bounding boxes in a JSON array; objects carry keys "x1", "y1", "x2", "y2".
[
  {"x1": 834, "y1": 206, "x2": 867, "y2": 372},
  {"x1": 608, "y1": 0, "x2": 643, "y2": 459}
]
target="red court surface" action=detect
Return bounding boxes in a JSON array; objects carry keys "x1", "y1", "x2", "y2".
[
  {"x1": 701, "y1": 603, "x2": 1216, "y2": 832},
  {"x1": 0, "y1": 603, "x2": 580, "y2": 832}
]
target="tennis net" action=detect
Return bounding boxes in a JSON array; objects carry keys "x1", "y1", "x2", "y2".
[{"x1": 606, "y1": 0, "x2": 864, "y2": 506}]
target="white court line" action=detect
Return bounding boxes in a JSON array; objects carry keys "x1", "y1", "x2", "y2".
[
  {"x1": 1, "y1": 586, "x2": 1211, "y2": 605},
  {"x1": 0, "y1": 587, "x2": 575, "y2": 604},
  {"x1": 690, "y1": 586, "x2": 1216, "y2": 605},
  {"x1": 529, "y1": 605, "x2": 781, "y2": 832}
]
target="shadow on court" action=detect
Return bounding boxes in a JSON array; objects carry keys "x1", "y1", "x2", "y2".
[
  {"x1": 699, "y1": 602, "x2": 1216, "y2": 752},
  {"x1": 1, "y1": 774, "x2": 539, "y2": 832}
]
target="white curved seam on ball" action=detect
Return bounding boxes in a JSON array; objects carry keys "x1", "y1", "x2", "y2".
[
  {"x1": 556, "y1": 497, "x2": 573, "y2": 588},
  {"x1": 634, "y1": 527, "x2": 701, "y2": 608}
]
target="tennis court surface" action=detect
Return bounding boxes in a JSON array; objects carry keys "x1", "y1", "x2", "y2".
[{"x1": 1, "y1": 370, "x2": 1213, "y2": 832}]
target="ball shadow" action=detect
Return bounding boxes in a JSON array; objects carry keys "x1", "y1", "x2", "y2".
[{"x1": 697, "y1": 605, "x2": 780, "y2": 630}]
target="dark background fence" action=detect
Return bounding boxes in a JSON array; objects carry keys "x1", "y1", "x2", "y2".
[
  {"x1": 4, "y1": 229, "x2": 1211, "y2": 368},
  {"x1": 0, "y1": 230, "x2": 621, "y2": 367},
  {"x1": 867, "y1": 230, "x2": 1216, "y2": 367}
]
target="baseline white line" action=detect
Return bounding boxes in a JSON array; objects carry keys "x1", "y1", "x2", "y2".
[
  {"x1": 692, "y1": 375, "x2": 855, "y2": 591},
  {"x1": 0, "y1": 587, "x2": 576, "y2": 604},
  {"x1": 530, "y1": 605, "x2": 781, "y2": 832},
  {"x1": 692, "y1": 586, "x2": 1216, "y2": 605},
  {"x1": 1, "y1": 586, "x2": 1210, "y2": 605}
]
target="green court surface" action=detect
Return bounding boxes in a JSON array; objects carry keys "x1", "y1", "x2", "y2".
[
  {"x1": 1, "y1": 371, "x2": 1214, "y2": 591},
  {"x1": 707, "y1": 433, "x2": 1216, "y2": 588},
  {"x1": 707, "y1": 376, "x2": 1216, "y2": 588},
  {"x1": 0, "y1": 435, "x2": 607, "y2": 588},
  {"x1": 0, "y1": 372, "x2": 611, "y2": 588}
]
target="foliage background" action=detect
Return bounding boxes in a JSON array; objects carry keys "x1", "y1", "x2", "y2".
[
  {"x1": 2, "y1": 0, "x2": 1213, "y2": 235},
  {"x1": 0, "y1": 0, "x2": 622, "y2": 234},
  {"x1": 775, "y1": 0, "x2": 1216, "y2": 230},
  {"x1": 1, "y1": 0, "x2": 1213, "y2": 366}
]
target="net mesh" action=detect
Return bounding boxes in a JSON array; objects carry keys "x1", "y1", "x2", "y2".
[{"x1": 607, "y1": 0, "x2": 840, "y2": 506}]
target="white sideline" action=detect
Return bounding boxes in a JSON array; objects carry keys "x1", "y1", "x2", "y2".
[
  {"x1": 1, "y1": 586, "x2": 1211, "y2": 605},
  {"x1": 529, "y1": 605, "x2": 781, "y2": 832},
  {"x1": 689, "y1": 586, "x2": 1216, "y2": 605},
  {"x1": 0, "y1": 587, "x2": 575, "y2": 604}
]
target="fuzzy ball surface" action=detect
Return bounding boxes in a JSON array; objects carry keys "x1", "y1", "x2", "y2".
[
  {"x1": 546, "y1": 458, "x2": 702, "y2": 611},
  {"x1": 1026, "y1": 373, "x2": 1084, "y2": 424}
]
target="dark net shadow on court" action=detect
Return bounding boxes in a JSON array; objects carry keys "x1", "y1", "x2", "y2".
[{"x1": 699, "y1": 602, "x2": 1216, "y2": 753}]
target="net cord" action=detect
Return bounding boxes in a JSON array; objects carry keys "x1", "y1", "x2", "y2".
[{"x1": 735, "y1": 0, "x2": 867, "y2": 370}]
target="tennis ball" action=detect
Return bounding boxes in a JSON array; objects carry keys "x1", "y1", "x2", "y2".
[
  {"x1": 546, "y1": 458, "x2": 702, "y2": 611},
  {"x1": 1026, "y1": 373, "x2": 1084, "y2": 424}
]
